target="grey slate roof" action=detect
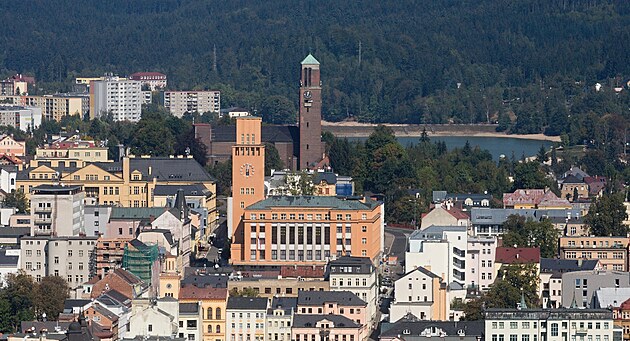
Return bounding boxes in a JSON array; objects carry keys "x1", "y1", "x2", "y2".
[
  {"x1": 297, "y1": 291, "x2": 366, "y2": 306},
  {"x1": 0, "y1": 248, "x2": 19, "y2": 266},
  {"x1": 110, "y1": 207, "x2": 168, "y2": 220},
  {"x1": 227, "y1": 297, "x2": 268, "y2": 310},
  {"x1": 313, "y1": 172, "x2": 337, "y2": 185},
  {"x1": 128, "y1": 157, "x2": 215, "y2": 182},
  {"x1": 293, "y1": 314, "x2": 358, "y2": 328},
  {"x1": 402, "y1": 266, "x2": 441, "y2": 279},
  {"x1": 380, "y1": 320, "x2": 484, "y2": 338},
  {"x1": 247, "y1": 195, "x2": 380, "y2": 211},
  {"x1": 540, "y1": 258, "x2": 599, "y2": 273},
  {"x1": 0, "y1": 227, "x2": 30, "y2": 237},
  {"x1": 181, "y1": 273, "x2": 228, "y2": 289},
  {"x1": 562, "y1": 175, "x2": 585, "y2": 184},
  {"x1": 471, "y1": 208, "x2": 583, "y2": 225},
  {"x1": 409, "y1": 225, "x2": 467, "y2": 240},
  {"x1": 32, "y1": 184, "x2": 82, "y2": 192},
  {"x1": 268, "y1": 297, "x2": 297, "y2": 314},
  {"x1": 327, "y1": 256, "x2": 374, "y2": 275},
  {"x1": 180, "y1": 302, "x2": 200, "y2": 314},
  {"x1": 153, "y1": 184, "x2": 212, "y2": 197},
  {"x1": 63, "y1": 299, "x2": 92, "y2": 312}
]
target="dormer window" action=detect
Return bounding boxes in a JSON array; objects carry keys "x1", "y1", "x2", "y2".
[{"x1": 402, "y1": 329, "x2": 411, "y2": 335}]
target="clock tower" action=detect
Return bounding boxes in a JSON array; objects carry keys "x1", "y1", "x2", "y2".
[
  {"x1": 230, "y1": 116, "x2": 265, "y2": 263},
  {"x1": 299, "y1": 54, "x2": 323, "y2": 169}
]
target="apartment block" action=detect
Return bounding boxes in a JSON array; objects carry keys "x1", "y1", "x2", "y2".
[
  {"x1": 22, "y1": 94, "x2": 89, "y2": 121},
  {"x1": 90, "y1": 76, "x2": 142, "y2": 122},
  {"x1": 559, "y1": 236, "x2": 629, "y2": 271},
  {"x1": 0, "y1": 134, "x2": 26, "y2": 157},
  {"x1": 226, "y1": 297, "x2": 268, "y2": 341},
  {"x1": 36, "y1": 139, "x2": 109, "y2": 162},
  {"x1": 0, "y1": 105, "x2": 42, "y2": 131},
  {"x1": 296, "y1": 290, "x2": 369, "y2": 339},
  {"x1": 467, "y1": 236, "x2": 498, "y2": 290},
  {"x1": 20, "y1": 236, "x2": 97, "y2": 288},
  {"x1": 390, "y1": 267, "x2": 447, "y2": 323},
  {"x1": 179, "y1": 284, "x2": 228, "y2": 341},
  {"x1": 164, "y1": 91, "x2": 220, "y2": 117},
  {"x1": 405, "y1": 226, "x2": 467, "y2": 287},
  {"x1": 561, "y1": 270, "x2": 630, "y2": 308},
  {"x1": 267, "y1": 297, "x2": 296, "y2": 341},
  {"x1": 30, "y1": 185, "x2": 85, "y2": 237},
  {"x1": 327, "y1": 256, "x2": 378, "y2": 321},
  {"x1": 484, "y1": 308, "x2": 614, "y2": 341},
  {"x1": 292, "y1": 315, "x2": 361, "y2": 341}
]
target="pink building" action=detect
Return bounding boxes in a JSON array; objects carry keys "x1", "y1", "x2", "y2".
[
  {"x1": 0, "y1": 135, "x2": 25, "y2": 156},
  {"x1": 105, "y1": 207, "x2": 167, "y2": 238},
  {"x1": 297, "y1": 291, "x2": 369, "y2": 340},
  {"x1": 466, "y1": 236, "x2": 498, "y2": 291},
  {"x1": 292, "y1": 315, "x2": 362, "y2": 341}
]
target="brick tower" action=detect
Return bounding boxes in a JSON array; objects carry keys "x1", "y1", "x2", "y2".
[
  {"x1": 230, "y1": 117, "x2": 265, "y2": 263},
  {"x1": 298, "y1": 54, "x2": 322, "y2": 169}
]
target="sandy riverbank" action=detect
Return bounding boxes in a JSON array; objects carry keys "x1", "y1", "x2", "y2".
[{"x1": 322, "y1": 121, "x2": 561, "y2": 142}]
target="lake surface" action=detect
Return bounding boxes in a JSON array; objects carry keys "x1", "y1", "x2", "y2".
[{"x1": 348, "y1": 136, "x2": 554, "y2": 161}]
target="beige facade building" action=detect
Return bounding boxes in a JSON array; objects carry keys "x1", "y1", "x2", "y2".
[
  {"x1": 30, "y1": 184, "x2": 85, "y2": 237},
  {"x1": 0, "y1": 94, "x2": 89, "y2": 121},
  {"x1": 228, "y1": 277, "x2": 329, "y2": 298},
  {"x1": 20, "y1": 236, "x2": 97, "y2": 288},
  {"x1": 164, "y1": 91, "x2": 220, "y2": 117},
  {"x1": 559, "y1": 236, "x2": 629, "y2": 271},
  {"x1": 36, "y1": 139, "x2": 109, "y2": 162}
]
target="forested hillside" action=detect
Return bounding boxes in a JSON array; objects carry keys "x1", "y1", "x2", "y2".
[{"x1": 0, "y1": 0, "x2": 629, "y2": 133}]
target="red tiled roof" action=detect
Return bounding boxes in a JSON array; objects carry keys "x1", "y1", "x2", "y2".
[
  {"x1": 503, "y1": 189, "x2": 563, "y2": 207},
  {"x1": 445, "y1": 206, "x2": 470, "y2": 220},
  {"x1": 114, "y1": 268, "x2": 142, "y2": 285},
  {"x1": 495, "y1": 247, "x2": 540, "y2": 264},
  {"x1": 179, "y1": 285, "x2": 227, "y2": 300},
  {"x1": 280, "y1": 265, "x2": 325, "y2": 278},
  {"x1": 620, "y1": 298, "x2": 630, "y2": 310}
]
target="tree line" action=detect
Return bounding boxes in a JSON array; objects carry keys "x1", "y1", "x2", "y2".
[{"x1": 0, "y1": 0, "x2": 628, "y2": 136}]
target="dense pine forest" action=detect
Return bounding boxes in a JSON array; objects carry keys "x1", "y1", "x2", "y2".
[{"x1": 0, "y1": 0, "x2": 629, "y2": 138}]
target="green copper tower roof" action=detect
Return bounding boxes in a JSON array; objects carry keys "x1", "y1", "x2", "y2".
[{"x1": 301, "y1": 54, "x2": 320, "y2": 65}]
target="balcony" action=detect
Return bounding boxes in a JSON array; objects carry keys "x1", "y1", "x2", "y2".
[
  {"x1": 34, "y1": 217, "x2": 52, "y2": 225},
  {"x1": 34, "y1": 206, "x2": 52, "y2": 213}
]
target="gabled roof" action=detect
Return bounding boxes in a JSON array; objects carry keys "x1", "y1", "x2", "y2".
[
  {"x1": 268, "y1": 297, "x2": 297, "y2": 315},
  {"x1": 297, "y1": 291, "x2": 366, "y2": 307},
  {"x1": 128, "y1": 157, "x2": 215, "y2": 182},
  {"x1": 210, "y1": 124, "x2": 299, "y2": 144},
  {"x1": 293, "y1": 314, "x2": 358, "y2": 328},
  {"x1": 227, "y1": 297, "x2": 268, "y2": 310},
  {"x1": 113, "y1": 268, "x2": 143, "y2": 285},
  {"x1": 402, "y1": 266, "x2": 441, "y2": 280},
  {"x1": 63, "y1": 299, "x2": 92, "y2": 312},
  {"x1": 496, "y1": 247, "x2": 540, "y2": 264},
  {"x1": 562, "y1": 175, "x2": 584, "y2": 184},
  {"x1": 301, "y1": 54, "x2": 320, "y2": 65},
  {"x1": 327, "y1": 256, "x2": 374, "y2": 275},
  {"x1": 98, "y1": 289, "x2": 131, "y2": 307}
]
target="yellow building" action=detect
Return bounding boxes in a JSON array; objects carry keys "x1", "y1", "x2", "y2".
[
  {"x1": 559, "y1": 236, "x2": 629, "y2": 271},
  {"x1": 36, "y1": 139, "x2": 109, "y2": 163},
  {"x1": 16, "y1": 155, "x2": 217, "y2": 225},
  {"x1": 180, "y1": 284, "x2": 228, "y2": 341}
]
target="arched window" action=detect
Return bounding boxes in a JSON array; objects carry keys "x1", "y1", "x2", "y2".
[
  {"x1": 216, "y1": 307, "x2": 222, "y2": 320},
  {"x1": 207, "y1": 325, "x2": 212, "y2": 333},
  {"x1": 207, "y1": 308, "x2": 213, "y2": 320},
  {"x1": 216, "y1": 325, "x2": 221, "y2": 333}
]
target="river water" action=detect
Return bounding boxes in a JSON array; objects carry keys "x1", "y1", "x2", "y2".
[{"x1": 348, "y1": 136, "x2": 554, "y2": 161}]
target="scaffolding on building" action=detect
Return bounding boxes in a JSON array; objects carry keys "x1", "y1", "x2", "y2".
[{"x1": 122, "y1": 243, "x2": 159, "y2": 285}]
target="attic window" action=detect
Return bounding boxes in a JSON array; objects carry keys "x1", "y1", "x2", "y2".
[{"x1": 402, "y1": 329, "x2": 411, "y2": 335}]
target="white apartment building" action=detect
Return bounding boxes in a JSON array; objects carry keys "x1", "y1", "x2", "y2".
[
  {"x1": 30, "y1": 185, "x2": 84, "y2": 237},
  {"x1": 226, "y1": 297, "x2": 268, "y2": 341},
  {"x1": 90, "y1": 76, "x2": 142, "y2": 122},
  {"x1": 0, "y1": 106, "x2": 42, "y2": 131},
  {"x1": 0, "y1": 166, "x2": 17, "y2": 194},
  {"x1": 405, "y1": 226, "x2": 467, "y2": 287},
  {"x1": 484, "y1": 309, "x2": 614, "y2": 341},
  {"x1": 164, "y1": 91, "x2": 221, "y2": 117},
  {"x1": 20, "y1": 236, "x2": 97, "y2": 288},
  {"x1": 178, "y1": 302, "x2": 203, "y2": 341},
  {"x1": 467, "y1": 236, "x2": 498, "y2": 290},
  {"x1": 266, "y1": 297, "x2": 296, "y2": 341},
  {"x1": 390, "y1": 266, "x2": 447, "y2": 323},
  {"x1": 328, "y1": 256, "x2": 379, "y2": 322}
]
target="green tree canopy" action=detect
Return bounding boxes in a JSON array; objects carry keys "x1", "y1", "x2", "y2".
[
  {"x1": 585, "y1": 193, "x2": 628, "y2": 236},
  {"x1": 501, "y1": 215, "x2": 559, "y2": 258},
  {"x1": 2, "y1": 189, "x2": 29, "y2": 213}
]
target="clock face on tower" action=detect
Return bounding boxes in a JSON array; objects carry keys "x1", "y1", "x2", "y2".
[
  {"x1": 303, "y1": 91, "x2": 312, "y2": 99},
  {"x1": 240, "y1": 163, "x2": 254, "y2": 177}
]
